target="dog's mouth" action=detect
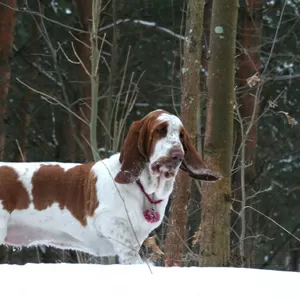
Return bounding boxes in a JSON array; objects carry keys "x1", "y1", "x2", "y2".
[{"x1": 150, "y1": 160, "x2": 180, "y2": 179}]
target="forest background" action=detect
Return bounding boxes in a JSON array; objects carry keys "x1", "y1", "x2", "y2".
[{"x1": 0, "y1": 0, "x2": 299, "y2": 271}]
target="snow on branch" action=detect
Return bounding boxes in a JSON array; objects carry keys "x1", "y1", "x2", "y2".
[{"x1": 99, "y1": 19, "x2": 185, "y2": 41}]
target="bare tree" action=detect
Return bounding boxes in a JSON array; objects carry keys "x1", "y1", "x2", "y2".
[
  {"x1": 74, "y1": 0, "x2": 94, "y2": 161},
  {"x1": 74, "y1": 0, "x2": 102, "y2": 162},
  {"x1": 235, "y1": 0, "x2": 262, "y2": 266},
  {"x1": 164, "y1": 0, "x2": 205, "y2": 267},
  {"x1": 199, "y1": 0, "x2": 238, "y2": 266},
  {"x1": 0, "y1": 0, "x2": 17, "y2": 160}
]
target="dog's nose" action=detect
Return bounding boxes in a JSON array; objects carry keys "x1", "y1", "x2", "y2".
[{"x1": 170, "y1": 148, "x2": 184, "y2": 163}]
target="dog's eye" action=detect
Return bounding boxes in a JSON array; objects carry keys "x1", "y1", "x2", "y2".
[
  {"x1": 179, "y1": 132, "x2": 184, "y2": 139},
  {"x1": 157, "y1": 126, "x2": 167, "y2": 136}
]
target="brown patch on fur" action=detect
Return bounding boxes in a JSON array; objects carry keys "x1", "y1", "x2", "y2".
[
  {"x1": 147, "y1": 120, "x2": 168, "y2": 158},
  {"x1": 0, "y1": 166, "x2": 30, "y2": 212},
  {"x1": 84, "y1": 169, "x2": 98, "y2": 216},
  {"x1": 115, "y1": 110, "x2": 170, "y2": 184},
  {"x1": 32, "y1": 163, "x2": 98, "y2": 226}
]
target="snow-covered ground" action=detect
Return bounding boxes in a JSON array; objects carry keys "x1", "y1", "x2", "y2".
[{"x1": 1, "y1": 263, "x2": 299, "y2": 299}]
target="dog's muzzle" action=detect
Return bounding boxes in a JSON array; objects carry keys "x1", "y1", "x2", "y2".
[{"x1": 150, "y1": 147, "x2": 184, "y2": 179}]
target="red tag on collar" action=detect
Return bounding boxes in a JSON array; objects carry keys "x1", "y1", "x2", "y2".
[{"x1": 143, "y1": 209, "x2": 160, "y2": 223}]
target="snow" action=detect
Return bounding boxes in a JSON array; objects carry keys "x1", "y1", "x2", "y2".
[{"x1": 1, "y1": 264, "x2": 299, "y2": 299}]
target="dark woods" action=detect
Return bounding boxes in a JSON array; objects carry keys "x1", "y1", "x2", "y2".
[{"x1": 0, "y1": 0, "x2": 299, "y2": 271}]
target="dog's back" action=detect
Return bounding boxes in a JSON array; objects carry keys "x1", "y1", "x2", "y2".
[{"x1": 0, "y1": 162, "x2": 106, "y2": 255}]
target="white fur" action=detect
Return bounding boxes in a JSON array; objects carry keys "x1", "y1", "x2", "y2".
[
  {"x1": 150, "y1": 113, "x2": 183, "y2": 166},
  {"x1": 0, "y1": 113, "x2": 185, "y2": 264}
]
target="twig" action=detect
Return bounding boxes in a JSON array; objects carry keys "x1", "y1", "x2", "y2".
[
  {"x1": 235, "y1": 102, "x2": 246, "y2": 264},
  {"x1": 244, "y1": 206, "x2": 300, "y2": 243},
  {"x1": 58, "y1": 42, "x2": 81, "y2": 65},
  {"x1": 72, "y1": 42, "x2": 92, "y2": 77},
  {"x1": 262, "y1": 0, "x2": 287, "y2": 77},
  {"x1": 69, "y1": 31, "x2": 91, "y2": 49},
  {"x1": 90, "y1": 0, "x2": 102, "y2": 162},
  {"x1": 16, "y1": 78, "x2": 88, "y2": 125},
  {"x1": 15, "y1": 140, "x2": 25, "y2": 162},
  {"x1": 0, "y1": 1, "x2": 89, "y2": 34},
  {"x1": 30, "y1": 2, "x2": 87, "y2": 157}
]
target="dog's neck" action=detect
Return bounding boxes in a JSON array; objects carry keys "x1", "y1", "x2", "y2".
[{"x1": 138, "y1": 163, "x2": 176, "y2": 200}]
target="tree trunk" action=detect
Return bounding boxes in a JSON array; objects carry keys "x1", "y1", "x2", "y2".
[
  {"x1": 0, "y1": 0, "x2": 17, "y2": 160},
  {"x1": 238, "y1": 0, "x2": 261, "y2": 180},
  {"x1": 75, "y1": 0, "x2": 93, "y2": 161},
  {"x1": 199, "y1": 0, "x2": 238, "y2": 266},
  {"x1": 232, "y1": 0, "x2": 262, "y2": 266},
  {"x1": 164, "y1": 0, "x2": 205, "y2": 267},
  {"x1": 58, "y1": 115, "x2": 78, "y2": 162},
  {"x1": 15, "y1": 6, "x2": 43, "y2": 163},
  {"x1": 14, "y1": 93, "x2": 32, "y2": 162},
  {"x1": 201, "y1": 0, "x2": 212, "y2": 73},
  {"x1": 103, "y1": 0, "x2": 119, "y2": 154}
]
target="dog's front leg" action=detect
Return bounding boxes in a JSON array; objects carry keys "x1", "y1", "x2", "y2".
[{"x1": 96, "y1": 217, "x2": 144, "y2": 265}]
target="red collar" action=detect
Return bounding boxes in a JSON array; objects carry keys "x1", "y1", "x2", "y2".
[
  {"x1": 136, "y1": 179, "x2": 163, "y2": 223},
  {"x1": 136, "y1": 179, "x2": 163, "y2": 205}
]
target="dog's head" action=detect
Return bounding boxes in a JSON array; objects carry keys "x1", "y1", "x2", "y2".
[{"x1": 114, "y1": 110, "x2": 220, "y2": 184}]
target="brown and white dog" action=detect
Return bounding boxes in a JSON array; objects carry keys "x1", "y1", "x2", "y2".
[{"x1": 0, "y1": 110, "x2": 219, "y2": 264}]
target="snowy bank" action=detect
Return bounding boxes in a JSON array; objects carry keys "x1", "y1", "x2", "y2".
[{"x1": 0, "y1": 263, "x2": 299, "y2": 300}]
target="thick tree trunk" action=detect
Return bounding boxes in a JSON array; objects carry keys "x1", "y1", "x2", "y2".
[
  {"x1": 164, "y1": 0, "x2": 205, "y2": 267},
  {"x1": 199, "y1": 0, "x2": 238, "y2": 266},
  {"x1": 0, "y1": 0, "x2": 17, "y2": 160}
]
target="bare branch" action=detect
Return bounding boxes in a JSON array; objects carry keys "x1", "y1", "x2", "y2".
[
  {"x1": 71, "y1": 42, "x2": 92, "y2": 77},
  {"x1": 244, "y1": 206, "x2": 300, "y2": 243},
  {"x1": 262, "y1": 0, "x2": 287, "y2": 76},
  {"x1": 99, "y1": 18, "x2": 185, "y2": 40},
  {"x1": 0, "y1": 1, "x2": 89, "y2": 34},
  {"x1": 13, "y1": 45, "x2": 63, "y2": 87},
  {"x1": 267, "y1": 74, "x2": 300, "y2": 81},
  {"x1": 15, "y1": 140, "x2": 25, "y2": 162},
  {"x1": 58, "y1": 42, "x2": 81, "y2": 65},
  {"x1": 16, "y1": 78, "x2": 88, "y2": 125}
]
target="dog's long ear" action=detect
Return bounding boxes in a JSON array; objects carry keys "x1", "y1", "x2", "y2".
[
  {"x1": 180, "y1": 128, "x2": 220, "y2": 181},
  {"x1": 114, "y1": 120, "x2": 147, "y2": 184}
]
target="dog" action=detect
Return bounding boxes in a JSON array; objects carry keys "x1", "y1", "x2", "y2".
[{"x1": 0, "y1": 110, "x2": 219, "y2": 264}]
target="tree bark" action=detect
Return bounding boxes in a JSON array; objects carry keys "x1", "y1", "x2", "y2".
[
  {"x1": 14, "y1": 93, "x2": 32, "y2": 162},
  {"x1": 15, "y1": 6, "x2": 43, "y2": 163},
  {"x1": 164, "y1": 0, "x2": 205, "y2": 267},
  {"x1": 0, "y1": 0, "x2": 17, "y2": 160},
  {"x1": 75, "y1": 0, "x2": 93, "y2": 161},
  {"x1": 238, "y1": 0, "x2": 261, "y2": 180},
  {"x1": 199, "y1": 0, "x2": 238, "y2": 266},
  {"x1": 0, "y1": 0, "x2": 17, "y2": 261},
  {"x1": 201, "y1": 0, "x2": 212, "y2": 73},
  {"x1": 232, "y1": 0, "x2": 261, "y2": 266}
]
